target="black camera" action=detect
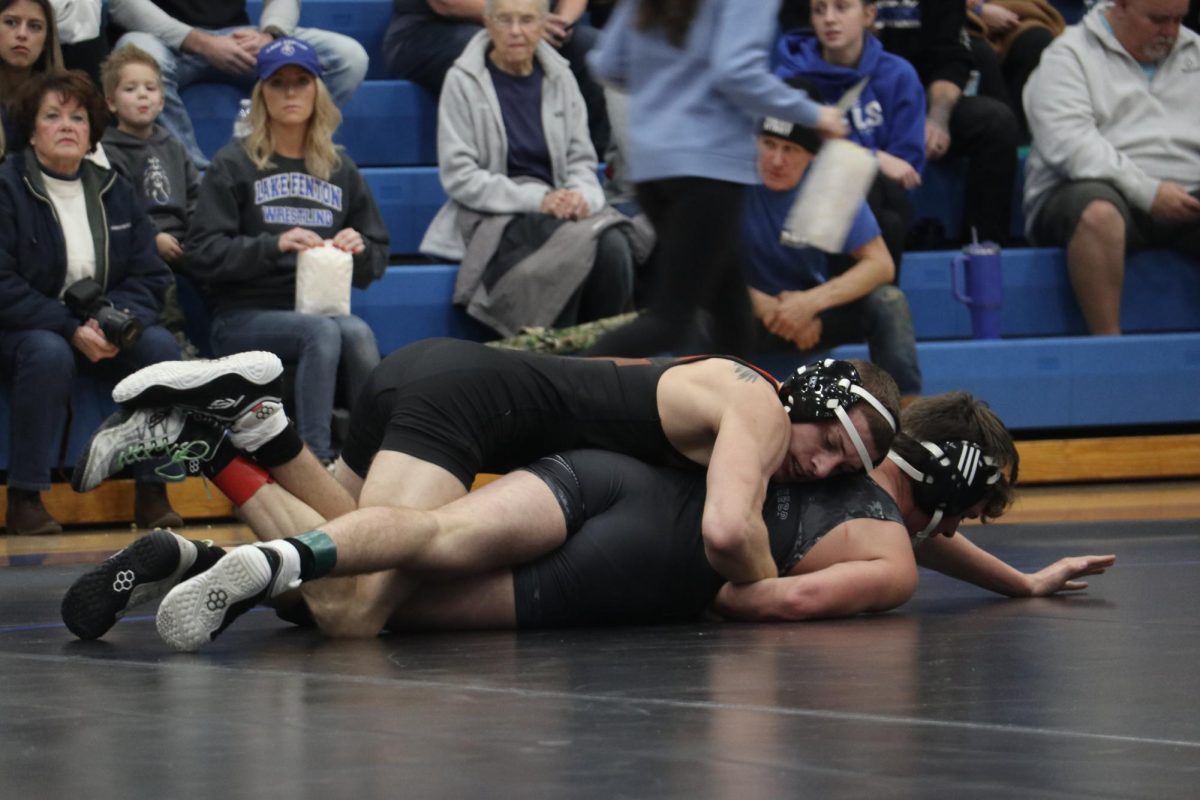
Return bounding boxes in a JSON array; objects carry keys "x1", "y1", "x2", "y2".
[{"x1": 62, "y1": 278, "x2": 143, "y2": 350}]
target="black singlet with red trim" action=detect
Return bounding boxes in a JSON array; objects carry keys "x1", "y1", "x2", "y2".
[{"x1": 339, "y1": 338, "x2": 776, "y2": 485}]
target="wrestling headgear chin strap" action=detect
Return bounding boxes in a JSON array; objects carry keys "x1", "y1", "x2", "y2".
[
  {"x1": 777, "y1": 359, "x2": 896, "y2": 472},
  {"x1": 887, "y1": 440, "x2": 1002, "y2": 546}
]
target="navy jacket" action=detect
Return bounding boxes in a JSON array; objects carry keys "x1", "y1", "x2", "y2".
[{"x1": 0, "y1": 150, "x2": 171, "y2": 342}]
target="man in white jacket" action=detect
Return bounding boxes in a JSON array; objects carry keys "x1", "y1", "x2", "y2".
[{"x1": 1023, "y1": 0, "x2": 1200, "y2": 335}]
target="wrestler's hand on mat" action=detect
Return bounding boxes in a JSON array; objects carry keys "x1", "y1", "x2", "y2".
[{"x1": 1026, "y1": 554, "x2": 1116, "y2": 596}]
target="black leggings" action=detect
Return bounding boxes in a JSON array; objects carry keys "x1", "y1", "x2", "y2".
[{"x1": 582, "y1": 177, "x2": 755, "y2": 358}]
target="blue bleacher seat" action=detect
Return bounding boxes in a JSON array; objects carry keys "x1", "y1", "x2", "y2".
[
  {"x1": 754, "y1": 333, "x2": 1200, "y2": 430},
  {"x1": 900, "y1": 248, "x2": 1200, "y2": 338},
  {"x1": 182, "y1": 80, "x2": 438, "y2": 168}
]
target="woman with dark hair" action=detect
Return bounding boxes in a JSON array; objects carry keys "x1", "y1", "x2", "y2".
[
  {"x1": 578, "y1": 0, "x2": 848, "y2": 359},
  {"x1": 0, "y1": 70, "x2": 179, "y2": 534},
  {"x1": 188, "y1": 38, "x2": 389, "y2": 465},
  {"x1": 0, "y1": 0, "x2": 63, "y2": 153}
]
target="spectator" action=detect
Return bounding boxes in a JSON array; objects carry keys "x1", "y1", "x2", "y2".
[
  {"x1": 874, "y1": 0, "x2": 1020, "y2": 245},
  {"x1": 1023, "y1": 0, "x2": 1199, "y2": 335},
  {"x1": 0, "y1": 71, "x2": 179, "y2": 534},
  {"x1": 100, "y1": 45, "x2": 199, "y2": 347},
  {"x1": 580, "y1": 0, "x2": 847, "y2": 359},
  {"x1": 0, "y1": 0, "x2": 63, "y2": 153},
  {"x1": 775, "y1": 0, "x2": 926, "y2": 276},
  {"x1": 744, "y1": 114, "x2": 922, "y2": 397},
  {"x1": 420, "y1": 0, "x2": 635, "y2": 335},
  {"x1": 109, "y1": 0, "x2": 369, "y2": 168},
  {"x1": 49, "y1": 0, "x2": 106, "y2": 84},
  {"x1": 384, "y1": 0, "x2": 609, "y2": 150},
  {"x1": 965, "y1": 0, "x2": 1064, "y2": 139},
  {"x1": 188, "y1": 39, "x2": 388, "y2": 464}
]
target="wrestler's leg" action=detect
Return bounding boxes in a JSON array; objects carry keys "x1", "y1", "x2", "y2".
[
  {"x1": 306, "y1": 451, "x2": 469, "y2": 637},
  {"x1": 314, "y1": 470, "x2": 567, "y2": 638},
  {"x1": 382, "y1": 571, "x2": 518, "y2": 631}
]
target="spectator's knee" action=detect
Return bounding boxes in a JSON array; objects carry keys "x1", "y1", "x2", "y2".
[
  {"x1": 13, "y1": 331, "x2": 75, "y2": 394},
  {"x1": 298, "y1": 315, "x2": 343, "y2": 360},
  {"x1": 1076, "y1": 200, "x2": 1126, "y2": 242}
]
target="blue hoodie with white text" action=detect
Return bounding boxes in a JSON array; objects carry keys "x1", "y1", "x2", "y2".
[{"x1": 774, "y1": 32, "x2": 927, "y2": 173}]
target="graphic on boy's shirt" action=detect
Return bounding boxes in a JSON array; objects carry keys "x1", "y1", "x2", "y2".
[
  {"x1": 254, "y1": 172, "x2": 344, "y2": 229},
  {"x1": 143, "y1": 156, "x2": 172, "y2": 206}
]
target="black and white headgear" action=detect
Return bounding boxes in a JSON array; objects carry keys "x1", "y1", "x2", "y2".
[
  {"x1": 887, "y1": 440, "x2": 1002, "y2": 546},
  {"x1": 777, "y1": 359, "x2": 896, "y2": 472}
]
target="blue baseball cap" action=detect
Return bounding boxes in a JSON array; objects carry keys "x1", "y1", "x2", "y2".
[{"x1": 257, "y1": 37, "x2": 323, "y2": 81}]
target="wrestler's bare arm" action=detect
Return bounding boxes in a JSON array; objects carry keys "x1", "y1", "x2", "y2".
[
  {"x1": 711, "y1": 518, "x2": 918, "y2": 621},
  {"x1": 673, "y1": 362, "x2": 790, "y2": 584},
  {"x1": 915, "y1": 531, "x2": 1116, "y2": 597}
]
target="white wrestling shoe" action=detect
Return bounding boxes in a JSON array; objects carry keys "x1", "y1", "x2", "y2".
[{"x1": 155, "y1": 542, "x2": 300, "y2": 652}]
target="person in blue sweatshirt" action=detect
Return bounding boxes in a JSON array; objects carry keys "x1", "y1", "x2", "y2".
[
  {"x1": 579, "y1": 0, "x2": 847, "y2": 359},
  {"x1": 774, "y1": 0, "x2": 926, "y2": 275}
]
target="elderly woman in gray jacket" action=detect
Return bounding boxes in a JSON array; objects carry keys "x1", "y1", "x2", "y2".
[{"x1": 420, "y1": 0, "x2": 634, "y2": 335}]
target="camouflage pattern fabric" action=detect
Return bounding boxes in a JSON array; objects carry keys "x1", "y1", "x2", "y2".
[{"x1": 487, "y1": 311, "x2": 642, "y2": 354}]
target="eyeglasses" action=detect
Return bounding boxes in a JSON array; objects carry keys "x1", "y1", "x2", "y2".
[{"x1": 490, "y1": 13, "x2": 541, "y2": 29}]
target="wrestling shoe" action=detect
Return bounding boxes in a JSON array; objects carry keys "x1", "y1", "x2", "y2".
[
  {"x1": 72, "y1": 407, "x2": 233, "y2": 492},
  {"x1": 112, "y1": 351, "x2": 286, "y2": 453},
  {"x1": 60, "y1": 529, "x2": 223, "y2": 640},
  {"x1": 156, "y1": 541, "x2": 301, "y2": 652}
]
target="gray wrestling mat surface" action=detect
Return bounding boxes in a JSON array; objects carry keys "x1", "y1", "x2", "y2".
[{"x1": 2, "y1": 519, "x2": 1198, "y2": 799}]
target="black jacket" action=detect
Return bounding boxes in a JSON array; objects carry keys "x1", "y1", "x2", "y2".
[{"x1": 0, "y1": 151, "x2": 170, "y2": 340}]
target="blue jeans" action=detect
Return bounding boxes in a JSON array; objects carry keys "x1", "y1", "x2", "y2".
[
  {"x1": 0, "y1": 325, "x2": 181, "y2": 490},
  {"x1": 115, "y1": 27, "x2": 368, "y2": 168},
  {"x1": 756, "y1": 285, "x2": 923, "y2": 396},
  {"x1": 210, "y1": 309, "x2": 380, "y2": 461}
]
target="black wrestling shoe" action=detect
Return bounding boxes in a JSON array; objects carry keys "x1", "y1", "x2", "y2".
[
  {"x1": 156, "y1": 543, "x2": 298, "y2": 652},
  {"x1": 71, "y1": 408, "x2": 232, "y2": 492},
  {"x1": 60, "y1": 529, "x2": 221, "y2": 640},
  {"x1": 112, "y1": 352, "x2": 286, "y2": 453}
]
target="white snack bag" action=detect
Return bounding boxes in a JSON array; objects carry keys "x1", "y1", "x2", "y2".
[
  {"x1": 295, "y1": 241, "x2": 353, "y2": 316},
  {"x1": 780, "y1": 138, "x2": 878, "y2": 253}
]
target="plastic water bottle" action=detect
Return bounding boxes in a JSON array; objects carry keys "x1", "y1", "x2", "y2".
[{"x1": 232, "y1": 99, "x2": 253, "y2": 139}]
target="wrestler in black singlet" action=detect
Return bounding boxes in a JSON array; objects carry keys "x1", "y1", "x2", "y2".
[
  {"x1": 511, "y1": 449, "x2": 906, "y2": 628},
  {"x1": 339, "y1": 337, "x2": 775, "y2": 484}
]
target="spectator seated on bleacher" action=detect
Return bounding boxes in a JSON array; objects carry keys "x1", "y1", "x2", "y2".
[
  {"x1": 420, "y1": 5, "x2": 637, "y2": 338},
  {"x1": 187, "y1": 39, "x2": 388, "y2": 464},
  {"x1": 775, "y1": 0, "x2": 926, "y2": 276},
  {"x1": 1023, "y1": 0, "x2": 1200, "y2": 336},
  {"x1": 384, "y1": 0, "x2": 609, "y2": 151},
  {"x1": 743, "y1": 114, "x2": 922, "y2": 397},
  {"x1": 100, "y1": 45, "x2": 200, "y2": 352},
  {"x1": 0, "y1": 0, "x2": 64, "y2": 155},
  {"x1": 874, "y1": 0, "x2": 1020, "y2": 246},
  {"x1": 109, "y1": 0, "x2": 369, "y2": 168},
  {"x1": 0, "y1": 72, "x2": 181, "y2": 534},
  {"x1": 964, "y1": 0, "x2": 1063, "y2": 141},
  {"x1": 49, "y1": 0, "x2": 106, "y2": 83}
]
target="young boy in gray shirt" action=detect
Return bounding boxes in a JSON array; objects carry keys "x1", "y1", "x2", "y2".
[{"x1": 100, "y1": 44, "x2": 201, "y2": 338}]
